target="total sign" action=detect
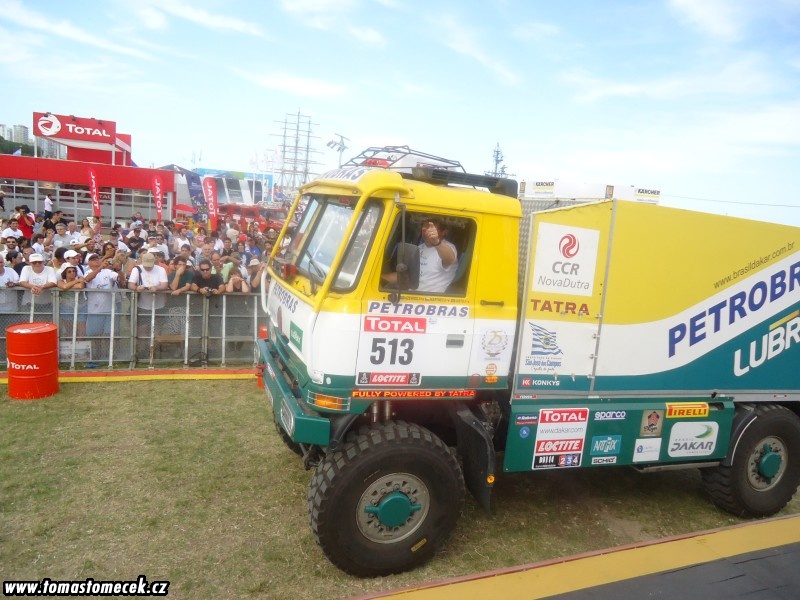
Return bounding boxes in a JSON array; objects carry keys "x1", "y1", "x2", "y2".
[
  {"x1": 532, "y1": 407, "x2": 589, "y2": 469},
  {"x1": 33, "y1": 112, "x2": 116, "y2": 143},
  {"x1": 531, "y1": 223, "x2": 600, "y2": 297}
]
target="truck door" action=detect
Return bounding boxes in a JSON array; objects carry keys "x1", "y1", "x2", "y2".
[
  {"x1": 355, "y1": 212, "x2": 478, "y2": 392},
  {"x1": 513, "y1": 203, "x2": 613, "y2": 396}
]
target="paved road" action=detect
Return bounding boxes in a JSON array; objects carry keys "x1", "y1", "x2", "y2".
[{"x1": 362, "y1": 513, "x2": 800, "y2": 600}]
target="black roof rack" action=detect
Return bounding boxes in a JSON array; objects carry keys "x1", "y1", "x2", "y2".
[
  {"x1": 341, "y1": 145, "x2": 465, "y2": 172},
  {"x1": 410, "y1": 167, "x2": 518, "y2": 199},
  {"x1": 342, "y1": 145, "x2": 518, "y2": 198}
]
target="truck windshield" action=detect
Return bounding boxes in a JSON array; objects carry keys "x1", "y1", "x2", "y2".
[{"x1": 284, "y1": 194, "x2": 380, "y2": 291}]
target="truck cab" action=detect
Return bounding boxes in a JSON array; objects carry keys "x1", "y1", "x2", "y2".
[{"x1": 258, "y1": 148, "x2": 520, "y2": 576}]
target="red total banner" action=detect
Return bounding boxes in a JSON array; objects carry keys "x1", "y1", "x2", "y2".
[
  {"x1": 152, "y1": 175, "x2": 163, "y2": 223},
  {"x1": 88, "y1": 168, "x2": 101, "y2": 217},
  {"x1": 202, "y1": 177, "x2": 218, "y2": 231},
  {"x1": 33, "y1": 112, "x2": 116, "y2": 143}
]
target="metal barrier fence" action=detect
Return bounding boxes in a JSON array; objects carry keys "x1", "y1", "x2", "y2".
[{"x1": 0, "y1": 288, "x2": 267, "y2": 370}]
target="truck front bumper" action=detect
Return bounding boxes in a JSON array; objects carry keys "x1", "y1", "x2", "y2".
[{"x1": 257, "y1": 339, "x2": 330, "y2": 447}]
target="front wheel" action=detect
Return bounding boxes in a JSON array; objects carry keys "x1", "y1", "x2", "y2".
[
  {"x1": 702, "y1": 404, "x2": 800, "y2": 517},
  {"x1": 274, "y1": 418, "x2": 303, "y2": 456},
  {"x1": 308, "y1": 421, "x2": 465, "y2": 577}
]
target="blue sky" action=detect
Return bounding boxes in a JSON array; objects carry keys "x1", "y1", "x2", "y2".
[{"x1": 1, "y1": 0, "x2": 799, "y2": 225}]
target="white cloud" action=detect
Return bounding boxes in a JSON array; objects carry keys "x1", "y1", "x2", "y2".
[
  {"x1": 132, "y1": 5, "x2": 169, "y2": 30},
  {"x1": 150, "y1": 0, "x2": 265, "y2": 36},
  {"x1": 233, "y1": 68, "x2": 348, "y2": 97},
  {"x1": 436, "y1": 15, "x2": 522, "y2": 85},
  {"x1": 513, "y1": 21, "x2": 561, "y2": 42},
  {"x1": 279, "y1": 0, "x2": 357, "y2": 30},
  {"x1": 562, "y1": 54, "x2": 778, "y2": 103},
  {"x1": 347, "y1": 25, "x2": 387, "y2": 47},
  {"x1": 0, "y1": 0, "x2": 153, "y2": 59},
  {"x1": 668, "y1": 0, "x2": 746, "y2": 41}
]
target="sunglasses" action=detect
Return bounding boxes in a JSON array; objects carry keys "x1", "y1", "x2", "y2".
[{"x1": 199, "y1": 268, "x2": 211, "y2": 272}]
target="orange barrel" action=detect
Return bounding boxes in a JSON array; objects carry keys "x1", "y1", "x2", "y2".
[{"x1": 5, "y1": 322, "x2": 59, "y2": 400}]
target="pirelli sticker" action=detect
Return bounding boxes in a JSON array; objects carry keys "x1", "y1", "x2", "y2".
[
  {"x1": 665, "y1": 402, "x2": 709, "y2": 418},
  {"x1": 352, "y1": 389, "x2": 476, "y2": 399}
]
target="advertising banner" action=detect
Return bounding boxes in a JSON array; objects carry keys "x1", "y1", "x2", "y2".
[
  {"x1": 33, "y1": 112, "x2": 116, "y2": 145},
  {"x1": 152, "y1": 175, "x2": 163, "y2": 223},
  {"x1": 202, "y1": 177, "x2": 218, "y2": 231},
  {"x1": 88, "y1": 168, "x2": 101, "y2": 217}
]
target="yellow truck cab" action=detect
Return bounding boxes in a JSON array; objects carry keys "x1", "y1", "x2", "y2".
[{"x1": 258, "y1": 146, "x2": 800, "y2": 577}]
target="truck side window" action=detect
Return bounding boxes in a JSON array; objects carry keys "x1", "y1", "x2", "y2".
[{"x1": 381, "y1": 214, "x2": 475, "y2": 296}]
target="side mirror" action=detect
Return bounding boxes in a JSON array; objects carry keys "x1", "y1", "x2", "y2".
[{"x1": 395, "y1": 242, "x2": 420, "y2": 290}]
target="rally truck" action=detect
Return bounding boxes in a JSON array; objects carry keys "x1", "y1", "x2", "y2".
[{"x1": 257, "y1": 146, "x2": 800, "y2": 577}]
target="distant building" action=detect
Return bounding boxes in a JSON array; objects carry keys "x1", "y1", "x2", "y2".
[
  {"x1": 11, "y1": 124, "x2": 30, "y2": 145},
  {"x1": 36, "y1": 137, "x2": 66, "y2": 159}
]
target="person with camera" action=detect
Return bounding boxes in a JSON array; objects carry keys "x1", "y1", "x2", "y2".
[
  {"x1": 190, "y1": 258, "x2": 224, "y2": 297},
  {"x1": 128, "y1": 252, "x2": 168, "y2": 311}
]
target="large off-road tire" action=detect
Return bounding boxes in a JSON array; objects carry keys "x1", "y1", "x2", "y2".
[
  {"x1": 308, "y1": 420, "x2": 465, "y2": 577},
  {"x1": 701, "y1": 404, "x2": 800, "y2": 517}
]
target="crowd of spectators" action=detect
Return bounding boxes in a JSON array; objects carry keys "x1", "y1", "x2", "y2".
[
  {"x1": 0, "y1": 204, "x2": 278, "y2": 300},
  {"x1": 1, "y1": 198, "x2": 281, "y2": 359}
]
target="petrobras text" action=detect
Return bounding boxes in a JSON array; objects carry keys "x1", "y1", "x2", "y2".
[
  {"x1": 273, "y1": 284, "x2": 298, "y2": 313},
  {"x1": 367, "y1": 301, "x2": 469, "y2": 318},
  {"x1": 668, "y1": 258, "x2": 800, "y2": 358}
]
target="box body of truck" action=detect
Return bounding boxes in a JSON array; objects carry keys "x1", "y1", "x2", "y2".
[{"x1": 505, "y1": 200, "x2": 800, "y2": 472}]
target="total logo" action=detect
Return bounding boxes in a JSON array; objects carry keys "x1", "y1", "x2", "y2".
[
  {"x1": 7, "y1": 361, "x2": 40, "y2": 370},
  {"x1": 37, "y1": 113, "x2": 62, "y2": 136},
  {"x1": 37, "y1": 113, "x2": 111, "y2": 138}
]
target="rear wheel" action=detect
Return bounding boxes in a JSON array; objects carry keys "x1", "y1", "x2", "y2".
[
  {"x1": 308, "y1": 421, "x2": 465, "y2": 577},
  {"x1": 702, "y1": 404, "x2": 800, "y2": 517}
]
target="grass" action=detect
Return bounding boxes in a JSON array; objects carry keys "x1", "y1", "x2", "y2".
[{"x1": 1, "y1": 381, "x2": 798, "y2": 599}]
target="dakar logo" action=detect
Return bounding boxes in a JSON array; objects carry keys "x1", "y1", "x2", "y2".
[
  {"x1": 37, "y1": 114, "x2": 62, "y2": 136},
  {"x1": 559, "y1": 234, "x2": 579, "y2": 259}
]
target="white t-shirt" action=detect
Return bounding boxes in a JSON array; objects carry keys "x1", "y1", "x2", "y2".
[
  {"x1": 85, "y1": 268, "x2": 119, "y2": 313},
  {"x1": 0, "y1": 267, "x2": 20, "y2": 312},
  {"x1": 416, "y1": 240, "x2": 458, "y2": 294},
  {"x1": 128, "y1": 264, "x2": 168, "y2": 310},
  {"x1": 44, "y1": 196, "x2": 53, "y2": 212},
  {"x1": 19, "y1": 265, "x2": 57, "y2": 305},
  {"x1": 1, "y1": 227, "x2": 23, "y2": 241}
]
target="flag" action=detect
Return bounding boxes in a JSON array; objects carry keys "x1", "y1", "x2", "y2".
[
  {"x1": 152, "y1": 175, "x2": 163, "y2": 223},
  {"x1": 529, "y1": 323, "x2": 563, "y2": 356},
  {"x1": 202, "y1": 177, "x2": 218, "y2": 231},
  {"x1": 88, "y1": 168, "x2": 101, "y2": 218},
  {"x1": 12, "y1": 148, "x2": 22, "y2": 156}
]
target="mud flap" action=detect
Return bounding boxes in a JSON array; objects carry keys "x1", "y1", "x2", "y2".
[{"x1": 452, "y1": 405, "x2": 495, "y2": 515}]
